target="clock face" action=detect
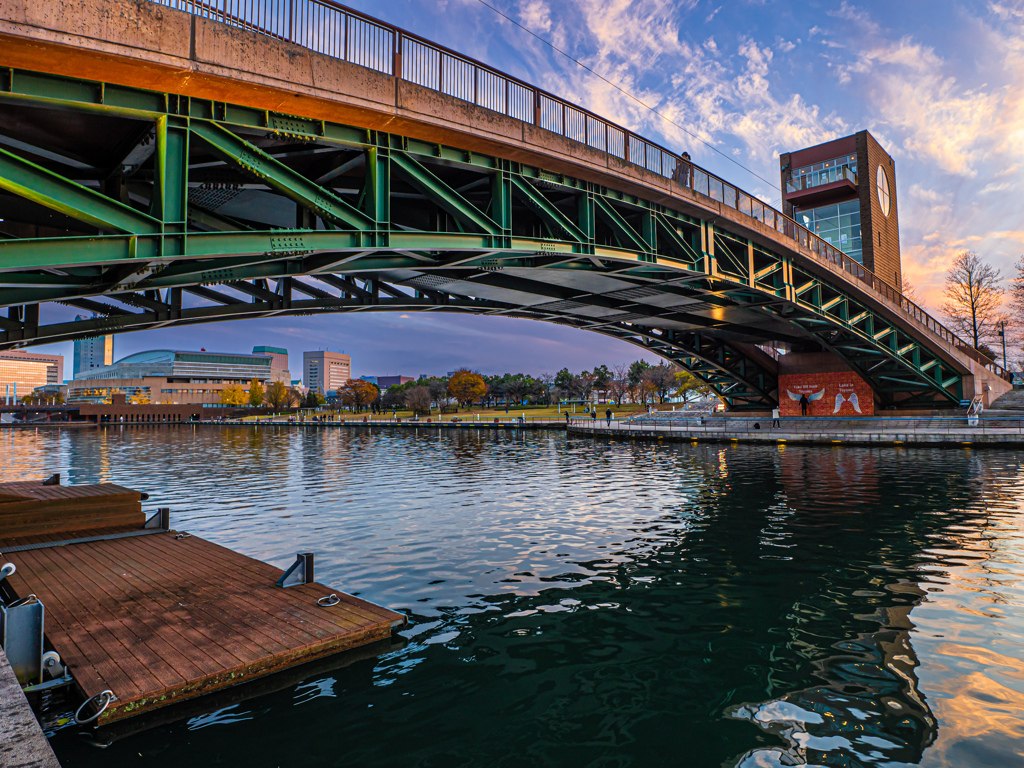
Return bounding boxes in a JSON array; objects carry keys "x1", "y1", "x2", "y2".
[{"x1": 877, "y1": 166, "x2": 891, "y2": 217}]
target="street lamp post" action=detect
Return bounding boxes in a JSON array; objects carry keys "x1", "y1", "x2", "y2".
[{"x1": 998, "y1": 321, "x2": 1008, "y2": 369}]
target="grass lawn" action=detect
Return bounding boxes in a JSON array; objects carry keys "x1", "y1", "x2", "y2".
[{"x1": 241, "y1": 403, "x2": 698, "y2": 422}]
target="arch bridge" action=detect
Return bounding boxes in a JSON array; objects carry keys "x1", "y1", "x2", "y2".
[{"x1": 0, "y1": 0, "x2": 1011, "y2": 409}]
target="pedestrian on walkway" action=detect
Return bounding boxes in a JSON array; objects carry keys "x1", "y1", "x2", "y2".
[
  {"x1": 605, "y1": 408, "x2": 612, "y2": 426},
  {"x1": 799, "y1": 393, "x2": 809, "y2": 417},
  {"x1": 772, "y1": 407, "x2": 781, "y2": 429},
  {"x1": 565, "y1": 411, "x2": 570, "y2": 426}
]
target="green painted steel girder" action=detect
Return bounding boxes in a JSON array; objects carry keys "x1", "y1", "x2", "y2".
[
  {"x1": 593, "y1": 197, "x2": 649, "y2": 254},
  {"x1": 390, "y1": 151, "x2": 500, "y2": 235},
  {"x1": 0, "y1": 146, "x2": 161, "y2": 234},
  {"x1": 189, "y1": 121, "x2": 375, "y2": 232},
  {"x1": 508, "y1": 176, "x2": 587, "y2": 242}
]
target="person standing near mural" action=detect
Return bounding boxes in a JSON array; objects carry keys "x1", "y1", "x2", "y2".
[
  {"x1": 799, "y1": 393, "x2": 809, "y2": 416},
  {"x1": 772, "y1": 406, "x2": 781, "y2": 428}
]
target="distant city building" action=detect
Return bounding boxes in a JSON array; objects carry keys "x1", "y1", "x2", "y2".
[
  {"x1": 0, "y1": 350, "x2": 64, "y2": 402},
  {"x1": 780, "y1": 130, "x2": 901, "y2": 290},
  {"x1": 374, "y1": 375, "x2": 415, "y2": 389},
  {"x1": 73, "y1": 321, "x2": 114, "y2": 378},
  {"x1": 68, "y1": 349, "x2": 274, "y2": 404},
  {"x1": 303, "y1": 351, "x2": 351, "y2": 395},
  {"x1": 359, "y1": 376, "x2": 378, "y2": 386},
  {"x1": 252, "y1": 345, "x2": 290, "y2": 383}
]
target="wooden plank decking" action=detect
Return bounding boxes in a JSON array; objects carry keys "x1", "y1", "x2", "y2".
[{"x1": 1, "y1": 522, "x2": 404, "y2": 726}]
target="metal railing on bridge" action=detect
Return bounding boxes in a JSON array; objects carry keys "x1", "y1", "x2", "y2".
[{"x1": 150, "y1": 0, "x2": 1010, "y2": 383}]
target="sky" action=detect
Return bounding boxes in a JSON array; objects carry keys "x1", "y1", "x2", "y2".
[{"x1": 31, "y1": 0, "x2": 1024, "y2": 378}]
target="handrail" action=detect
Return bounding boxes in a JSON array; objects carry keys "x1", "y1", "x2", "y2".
[{"x1": 149, "y1": 0, "x2": 1010, "y2": 382}]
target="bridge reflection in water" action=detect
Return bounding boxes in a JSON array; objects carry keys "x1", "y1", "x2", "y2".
[{"x1": 1, "y1": 428, "x2": 1016, "y2": 767}]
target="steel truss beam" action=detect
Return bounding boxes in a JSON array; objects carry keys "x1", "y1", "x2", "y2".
[{"x1": 0, "y1": 67, "x2": 977, "y2": 408}]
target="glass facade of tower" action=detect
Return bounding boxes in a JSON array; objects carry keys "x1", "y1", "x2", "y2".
[{"x1": 793, "y1": 199, "x2": 863, "y2": 264}]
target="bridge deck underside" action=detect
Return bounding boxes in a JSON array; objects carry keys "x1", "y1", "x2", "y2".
[{"x1": 0, "y1": 66, "x2": 970, "y2": 410}]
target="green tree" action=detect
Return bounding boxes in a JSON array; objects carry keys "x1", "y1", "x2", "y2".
[
  {"x1": 592, "y1": 364, "x2": 612, "y2": 402},
  {"x1": 554, "y1": 368, "x2": 573, "y2": 392},
  {"x1": 248, "y1": 379, "x2": 265, "y2": 407},
  {"x1": 627, "y1": 360, "x2": 651, "y2": 387}
]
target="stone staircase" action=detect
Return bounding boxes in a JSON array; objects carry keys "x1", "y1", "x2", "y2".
[{"x1": 990, "y1": 389, "x2": 1024, "y2": 411}]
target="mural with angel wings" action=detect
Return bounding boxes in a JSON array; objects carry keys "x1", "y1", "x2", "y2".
[{"x1": 779, "y1": 372, "x2": 873, "y2": 416}]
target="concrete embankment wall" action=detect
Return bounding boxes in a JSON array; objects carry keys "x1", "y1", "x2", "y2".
[
  {"x1": 569, "y1": 425, "x2": 1024, "y2": 448},
  {"x1": 0, "y1": 649, "x2": 61, "y2": 768}
]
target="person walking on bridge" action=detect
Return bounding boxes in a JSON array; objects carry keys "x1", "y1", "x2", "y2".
[
  {"x1": 605, "y1": 408, "x2": 612, "y2": 427},
  {"x1": 771, "y1": 407, "x2": 781, "y2": 429}
]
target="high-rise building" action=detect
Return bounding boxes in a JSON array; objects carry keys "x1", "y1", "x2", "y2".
[
  {"x1": 252, "y1": 346, "x2": 290, "y2": 383},
  {"x1": 303, "y1": 351, "x2": 351, "y2": 395},
  {"x1": 0, "y1": 350, "x2": 65, "y2": 402},
  {"x1": 779, "y1": 130, "x2": 901, "y2": 290},
  {"x1": 73, "y1": 321, "x2": 115, "y2": 378}
]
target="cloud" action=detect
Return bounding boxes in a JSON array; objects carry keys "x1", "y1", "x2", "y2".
[
  {"x1": 517, "y1": 0, "x2": 552, "y2": 34},
  {"x1": 827, "y1": 1, "x2": 880, "y2": 34}
]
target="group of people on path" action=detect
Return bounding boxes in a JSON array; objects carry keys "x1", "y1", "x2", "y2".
[{"x1": 565, "y1": 408, "x2": 614, "y2": 427}]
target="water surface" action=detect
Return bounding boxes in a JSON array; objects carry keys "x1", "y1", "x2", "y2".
[{"x1": 2, "y1": 426, "x2": 1023, "y2": 767}]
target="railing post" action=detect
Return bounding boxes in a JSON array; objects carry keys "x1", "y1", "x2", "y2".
[
  {"x1": 393, "y1": 31, "x2": 402, "y2": 79},
  {"x1": 534, "y1": 89, "x2": 541, "y2": 127}
]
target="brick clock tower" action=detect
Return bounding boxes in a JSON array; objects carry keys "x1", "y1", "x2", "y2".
[{"x1": 779, "y1": 130, "x2": 901, "y2": 290}]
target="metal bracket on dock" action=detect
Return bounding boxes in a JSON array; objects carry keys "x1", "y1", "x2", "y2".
[
  {"x1": 1, "y1": 595, "x2": 46, "y2": 687},
  {"x1": 144, "y1": 507, "x2": 170, "y2": 530},
  {"x1": 276, "y1": 552, "x2": 314, "y2": 588}
]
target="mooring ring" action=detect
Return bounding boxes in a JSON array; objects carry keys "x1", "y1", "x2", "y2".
[
  {"x1": 317, "y1": 594, "x2": 341, "y2": 607},
  {"x1": 74, "y1": 690, "x2": 117, "y2": 725}
]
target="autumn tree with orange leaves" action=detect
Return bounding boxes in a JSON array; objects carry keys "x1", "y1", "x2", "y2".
[
  {"x1": 447, "y1": 370, "x2": 488, "y2": 406},
  {"x1": 338, "y1": 378, "x2": 379, "y2": 412}
]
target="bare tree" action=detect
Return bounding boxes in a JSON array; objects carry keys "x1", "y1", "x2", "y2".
[
  {"x1": 941, "y1": 251, "x2": 1004, "y2": 351},
  {"x1": 642, "y1": 364, "x2": 678, "y2": 404},
  {"x1": 608, "y1": 364, "x2": 631, "y2": 405},
  {"x1": 405, "y1": 386, "x2": 432, "y2": 415},
  {"x1": 901, "y1": 273, "x2": 923, "y2": 307},
  {"x1": 1009, "y1": 255, "x2": 1024, "y2": 369}
]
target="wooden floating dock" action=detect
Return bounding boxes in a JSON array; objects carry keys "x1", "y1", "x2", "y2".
[{"x1": 0, "y1": 480, "x2": 405, "y2": 727}]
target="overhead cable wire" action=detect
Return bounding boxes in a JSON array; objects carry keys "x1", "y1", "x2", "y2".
[{"x1": 473, "y1": 0, "x2": 781, "y2": 200}]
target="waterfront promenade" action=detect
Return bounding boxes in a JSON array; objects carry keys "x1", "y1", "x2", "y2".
[{"x1": 569, "y1": 413, "x2": 1024, "y2": 447}]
